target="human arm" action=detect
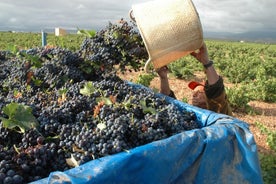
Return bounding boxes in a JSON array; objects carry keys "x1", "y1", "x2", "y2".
[
  {"x1": 190, "y1": 42, "x2": 219, "y2": 86},
  {"x1": 156, "y1": 66, "x2": 176, "y2": 98},
  {"x1": 191, "y1": 42, "x2": 232, "y2": 115}
]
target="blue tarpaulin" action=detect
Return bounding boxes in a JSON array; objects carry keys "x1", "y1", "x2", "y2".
[{"x1": 33, "y1": 83, "x2": 263, "y2": 184}]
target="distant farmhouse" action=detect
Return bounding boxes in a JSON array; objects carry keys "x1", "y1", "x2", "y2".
[{"x1": 55, "y1": 27, "x2": 67, "y2": 36}]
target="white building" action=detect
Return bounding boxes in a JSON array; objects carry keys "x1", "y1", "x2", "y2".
[{"x1": 55, "y1": 28, "x2": 67, "y2": 36}]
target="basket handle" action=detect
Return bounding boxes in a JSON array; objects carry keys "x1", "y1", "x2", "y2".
[
  {"x1": 144, "y1": 58, "x2": 152, "y2": 73},
  {"x1": 129, "y1": 9, "x2": 151, "y2": 73},
  {"x1": 129, "y1": 9, "x2": 136, "y2": 22},
  {"x1": 129, "y1": 9, "x2": 152, "y2": 74}
]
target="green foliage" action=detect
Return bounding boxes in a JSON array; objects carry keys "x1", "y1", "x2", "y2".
[
  {"x1": 168, "y1": 40, "x2": 276, "y2": 104},
  {"x1": 255, "y1": 122, "x2": 276, "y2": 184},
  {"x1": 140, "y1": 100, "x2": 156, "y2": 115},
  {"x1": 225, "y1": 85, "x2": 252, "y2": 112},
  {"x1": 169, "y1": 56, "x2": 201, "y2": 79},
  {"x1": 246, "y1": 66, "x2": 276, "y2": 102},
  {"x1": 80, "y1": 81, "x2": 97, "y2": 96},
  {"x1": 77, "y1": 28, "x2": 96, "y2": 38},
  {"x1": 6, "y1": 44, "x2": 20, "y2": 55},
  {"x1": 209, "y1": 41, "x2": 276, "y2": 103},
  {"x1": 259, "y1": 153, "x2": 276, "y2": 184},
  {"x1": 181, "y1": 97, "x2": 188, "y2": 103},
  {"x1": 135, "y1": 73, "x2": 155, "y2": 87},
  {"x1": 20, "y1": 52, "x2": 43, "y2": 68},
  {"x1": 0, "y1": 32, "x2": 85, "y2": 51},
  {"x1": 255, "y1": 122, "x2": 276, "y2": 152},
  {"x1": 0, "y1": 102, "x2": 38, "y2": 133}
]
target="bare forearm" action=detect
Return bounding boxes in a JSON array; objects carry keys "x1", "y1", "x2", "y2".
[
  {"x1": 203, "y1": 64, "x2": 220, "y2": 85},
  {"x1": 159, "y1": 78, "x2": 171, "y2": 95},
  {"x1": 191, "y1": 43, "x2": 220, "y2": 85}
]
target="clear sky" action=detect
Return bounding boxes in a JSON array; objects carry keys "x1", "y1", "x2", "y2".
[{"x1": 0, "y1": 0, "x2": 275, "y2": 34}]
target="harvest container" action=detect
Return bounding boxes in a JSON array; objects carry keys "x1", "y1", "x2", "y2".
[
  {"x1": 32, "y1": 82, "x2": 263, "y2": 184},
  {"x1": 130, "y1": 0, "x2": 203, "y2": 72}
]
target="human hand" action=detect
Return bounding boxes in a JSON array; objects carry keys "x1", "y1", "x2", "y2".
[
  {"x1": 190, "y1": 42, "x2": 209, "y2": 65},
  {"x1": 156, "y1": 66, "x2": 169, "y2": 79}
]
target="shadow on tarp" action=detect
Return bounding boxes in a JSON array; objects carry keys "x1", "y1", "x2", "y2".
[{"x1": 32, "y1": 82, "x2": 263, "y2": 184}]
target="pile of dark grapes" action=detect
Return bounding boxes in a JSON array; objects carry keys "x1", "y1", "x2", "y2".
[
  {"x1": 79, "y1": 19, "x2": 148, "y2": 75},
  {"x1": 0, "y1": 20, "x2": 200, "y2": 183}
]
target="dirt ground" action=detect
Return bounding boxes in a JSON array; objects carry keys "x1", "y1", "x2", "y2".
[{"x1": 119, "y1": 70, "x2": 276, "y2": 155}]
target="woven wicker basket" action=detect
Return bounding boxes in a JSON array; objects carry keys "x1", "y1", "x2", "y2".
[{"x1": 130, "y1": 0, "x2": 203, "y2": 72}]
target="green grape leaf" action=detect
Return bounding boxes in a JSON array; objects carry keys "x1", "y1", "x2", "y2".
[
  {"x1": 112, "y1": 31, "x2": 120, "y2": 39},
  {"x1": 80, "y1": 81, "x2": 96, "y2": 96},
  {"x1": 58, "y1": 88, "x2": 68, "y2": 95},
  {"x1": 32, "y1": 77, "x2": 43, "y2": 86},
  {"x1": 21, "y1": 52, "x2": 43, "y2": 68},
  {"x1": 0, "y1": 102, "x2": 38, "y2": 133},
  {"x1": 122, "y1": 99, "x2": 132, "y2": 110},
  {"x1": 140, "y1": 100, "x2": 156, "y2": 114}
]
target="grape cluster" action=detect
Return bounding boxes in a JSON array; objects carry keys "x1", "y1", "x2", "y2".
[
  {"x1": 0, "y1": 20, "x2": 200, "y2": 183},
  {"x1": 79, "y1": 19, "x2": 148, "y2": 74}
]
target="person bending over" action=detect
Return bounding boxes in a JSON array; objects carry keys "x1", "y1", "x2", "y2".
[{"x1": 156, "y1": 42, "x2": 232, "y2": 116}]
